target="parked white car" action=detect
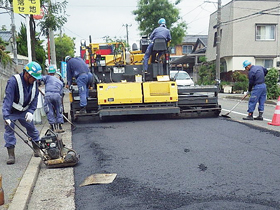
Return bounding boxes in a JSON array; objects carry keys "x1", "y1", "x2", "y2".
[{"x1": 170, "y1": 70, "x2": 194, "y2": 86}]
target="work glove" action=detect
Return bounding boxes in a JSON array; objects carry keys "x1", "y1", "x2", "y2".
[
  {"x1": 25, "y1": 112, "x2": 33, "y2": 123},
  {"x1": 244, "y1": 91, "x2": 251, "y2": 96},
  {"x1": 5, "y1": 119, "x2": 11, "y2": 126}
]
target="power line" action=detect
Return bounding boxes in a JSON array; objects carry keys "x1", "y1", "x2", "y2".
[
  {"x1": 221, "y1": 5, "x2": 280, "y2": 25},
  {"x1": 181, "y1": 2, "x2": 206, "y2": 17}
]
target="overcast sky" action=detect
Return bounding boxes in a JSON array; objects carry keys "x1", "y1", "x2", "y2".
[{"x1": 1, "y1": 0, "x2": 231, "y2": 56}]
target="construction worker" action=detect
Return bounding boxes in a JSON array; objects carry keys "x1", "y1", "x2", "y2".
[
  {"x1": 41, "y1": 66, "x2": 64, "y2": 133},
  {"x1": 242, "y1": 60, "x2": 268, "y2": 120},
  {"x1": 143, "y1": 18, "x2": 171, "y2": 72},
  {"x1": 2, "y1": 61, "x2": 42, "y2": 164},
  {"x1": 65, "y1": 56, "x2": 93, "y2": 114}
]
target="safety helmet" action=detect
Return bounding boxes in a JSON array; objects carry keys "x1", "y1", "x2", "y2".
[
  {"x1": 48, "y1": 65, "x2": 56, "y2": 74},
  {"x1": 158, "y1": 18, "x2": 166, "y2": 25},
  {"x1": 243, "y1": 60, "x2": 251, "y2": 68},
  {"x1": 24, "y1": 61, "x2": 42, "y2": 80},
  {"x1": 65, "y1": 56, "x2": 71, "y2": 62}
]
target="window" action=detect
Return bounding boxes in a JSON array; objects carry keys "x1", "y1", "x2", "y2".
[
  {"x1": 256, "y1": 24, "x2": 276, "y2": 41},
  {"x1": 255, "y1": 58, "x2": 273, "y2": 69},
  {"x1": 170, "y1": 47, "x2": 176, "y2": 54},
  {"x1": 182, "y1": 45, "x2": 192, "y2": 54}
]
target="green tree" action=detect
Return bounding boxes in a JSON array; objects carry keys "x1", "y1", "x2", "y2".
[
  {"x1": 0, "y1": 37, "x2": 12, "y2": 67},
  {"x1": 265, "y1": 67, "x2": 280, "y2": 99},
  {"x1": 17, "y1": 23, "x2": 46, "y2": 70},
  {"x1": 39, "y1": 0, "x2": 68, "y2": 34},
  {"x1": 198, "y1": 62, "x2": 216, "y2": 85},
  {"x1": 54, "y1": 33, "x2": 75, "y2": 68},
  {"x1": 133, "y1": 0, "x2": 187, "y2": 46}
]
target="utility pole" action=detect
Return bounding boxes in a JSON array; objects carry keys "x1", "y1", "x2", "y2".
[
  {"x1": 48, "y1": 0, "x2": 57, "y2": 67},
  {"x1": 10, "y1": 9, "x2": 18, "y2": 65},
  {"x1": 123, "y1": 24, "x2": 132, "y2": 48},
  {"x1": 26, "y1": 15, "x2": 32, "y2": 62},
  {"x1": 216, "y1": 0, "x2": 221, "y2": 81}
]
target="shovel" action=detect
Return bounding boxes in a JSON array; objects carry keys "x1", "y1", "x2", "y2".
[{"x1": 221, "y1": 94, "x2": 248, "y2": 118}]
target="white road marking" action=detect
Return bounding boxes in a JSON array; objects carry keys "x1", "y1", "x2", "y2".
[{"x1": 222, "y1": 109, "x2": 271, "y2": 122}]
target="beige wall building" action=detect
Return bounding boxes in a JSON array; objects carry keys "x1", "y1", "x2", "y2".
[{"x1": 206, "y1": 0, "x2": 280, "y2": 72}]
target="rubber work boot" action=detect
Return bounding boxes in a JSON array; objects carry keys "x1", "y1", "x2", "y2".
[
  {"x1": 56, "y1": 124, "x2": 65, "y2": 133},
  {"x1": 254, "y1": 112, "x2": 263, "y2": 121},
  {"x1": 50, "y1": 124, "x2": 55, "y2": 131},
  {"x1": 243, "y1": 112, "x2": 253, "y2": 120},
  {"x1": 7, "y1": 146, "x2": 15, "y2": 165},
  {"x1": 31, "y1": 141, "x2": 41, "y2": 157}
]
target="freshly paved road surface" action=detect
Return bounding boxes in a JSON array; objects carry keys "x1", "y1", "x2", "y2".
[{"x1": 73, "y1": 113, "x2": 280, "y2": 210}]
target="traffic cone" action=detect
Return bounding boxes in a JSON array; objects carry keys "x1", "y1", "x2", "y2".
[{"x1": 268, "y1": 96, "x2": 280, "y2": 126}]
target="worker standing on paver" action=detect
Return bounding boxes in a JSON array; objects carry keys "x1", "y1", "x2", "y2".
[
  {"x1": 2, "y1": 61, "x2": 42, "y2": 164},
  {"x1": 41, "y1": 66, "x2": 65, "y2": 133},
  {"x1": 143, "y1": 18, "x2": 171, "y2": 73},
  {"x1": 65, "y1": 56, "x2": 93, "y2": 114},
  {"x1": 242, "y1": 60, "x2": 268, "y2": 120}
]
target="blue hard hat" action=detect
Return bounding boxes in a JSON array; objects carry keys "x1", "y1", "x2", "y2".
[
  {"x1": 48, "y1": 65, "x2": 56, "y2": 74},
  {"x1": 24, "y1": 61, "x2": 42, "y2": 80},
  {"x1": 243, "y1": 60, "x2": 251, "y2": 68},
  {"x1": 158, "y1": 18, "x2": 166, "y2": 25}
]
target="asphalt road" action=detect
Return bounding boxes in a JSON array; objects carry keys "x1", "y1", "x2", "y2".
[{"x1": 72, "y1": 111, "x2": 280, "y2": 210}]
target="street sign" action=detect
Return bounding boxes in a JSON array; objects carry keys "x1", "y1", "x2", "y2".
[
  {"x1": 61, "y1": 61, "x2": 67, "y2": 79},
  {"x1": 13, "y1": 0, "x2": 40, "y2": 15}
]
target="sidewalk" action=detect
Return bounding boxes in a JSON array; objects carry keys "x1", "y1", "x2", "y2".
[
  {"x1": 219, "y1": 93, "x2": 278, "y2": 105},
  {"x1": 0, "y1": 111, "x2": 48, "y2": 210},
  {"x1": 0, "y1": 92, "x2": 75, "y2": 210}
]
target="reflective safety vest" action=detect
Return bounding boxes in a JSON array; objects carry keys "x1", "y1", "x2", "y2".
[{"x1": 12, "y1": 74, "x2": 36, "y2": 111}]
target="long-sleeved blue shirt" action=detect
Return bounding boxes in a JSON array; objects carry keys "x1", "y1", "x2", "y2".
[
  {"x1": 2, "y1": 72, "x2": 39, "y2": 120},
  {"x1": 150, "y1": 25, "x2": 171, "y2": 42},
  {"x1": 41, "y1": 75, "x2": 63, "y2": 95},
  {"x1": 66, "y1": 57, "x2": 89, "y2": 86},
  {"x1": 248, "y1": 65, "x2": 268, "y2": 91}
]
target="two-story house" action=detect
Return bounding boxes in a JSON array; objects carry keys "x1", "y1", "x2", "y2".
[
  {"x1": 206, "y1": 0, "x2": 280, "y2": 73},
  {"x1": 170, "y1": 35, "x2": 208, "y2": 77}
]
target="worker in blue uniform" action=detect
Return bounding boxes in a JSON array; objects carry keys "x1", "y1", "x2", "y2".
[
  {"x1": 143, "y1": 18, "x2": 171, "y2": 72},
  {"x1": 65, "y1": 56, "x2": 93, "y2": 114},
  {"x1": 2, "y1": 61, "x2": 42, "y2": 164},
  {"x1": 41, "y1": 66, "x2": 64, "y2": 133},
  {"x1": 242, "y1": 60, "x2": 268, "y2": 120}
]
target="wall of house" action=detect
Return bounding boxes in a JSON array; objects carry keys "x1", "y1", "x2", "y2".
[
  {"x1": 232, "y1": 1, "x2": 280, "y2": 57},
  {"x1": 225, "y1": 56, "x2": 255, "y2": 71},
  {"x1": 207, "y1": 0, "x2": 280, "y2": 72},
  {"x1": 206, "y1": 2, "x2": 234, "y2": 62}
]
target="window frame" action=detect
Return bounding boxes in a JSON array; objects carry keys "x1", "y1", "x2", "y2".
[
  {"x1": 182, "y1": 45, "x2": 193, "y2": 54},
  {"x1": 255, "y1": 24, "x2": 276, "y2": 41}
]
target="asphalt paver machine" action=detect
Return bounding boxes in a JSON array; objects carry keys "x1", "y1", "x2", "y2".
[{"x1": 69, "y1": 36, "x2": 221, "y2": 121}]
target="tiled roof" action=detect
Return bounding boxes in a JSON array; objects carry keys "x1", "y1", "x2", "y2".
[{"x1": 182, "y1": 35, "x2": 208, "y2": 43}]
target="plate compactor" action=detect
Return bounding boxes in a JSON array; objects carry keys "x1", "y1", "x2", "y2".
[
  {"x1": 38, "y1": 129, "x2": 79, "y2": 168},
  {"x1": 10, "y1": 121, "x2": 79, "y2": 168}
]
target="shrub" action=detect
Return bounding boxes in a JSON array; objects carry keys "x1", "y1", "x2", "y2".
[{"x1": 265, "y1": 68, "x2": 280, "y2": 99}]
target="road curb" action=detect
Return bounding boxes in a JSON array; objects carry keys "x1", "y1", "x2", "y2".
[
  {"x1": 7, "y1": 119, "x2": 47, "y2": 210},
  {"x1": 7, "y1": 157, "x2": 41, "y2": 210}
]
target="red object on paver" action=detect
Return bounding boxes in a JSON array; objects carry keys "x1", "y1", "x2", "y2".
[{"x1": 268, "y1": 96, "x2": 280, "y2": 126}]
